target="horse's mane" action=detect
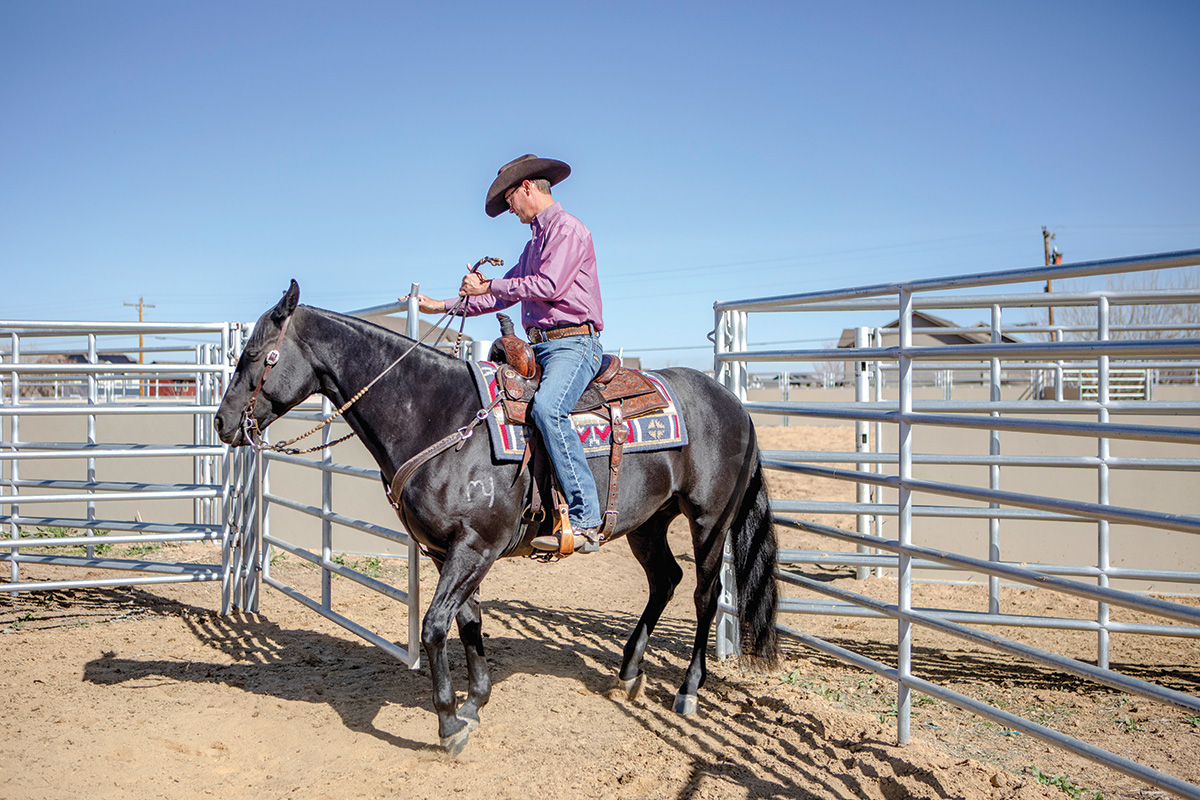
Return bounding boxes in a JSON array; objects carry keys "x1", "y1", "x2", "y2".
[{"x1": 300, "y1": 304, "x2": 462, "y2": 364}]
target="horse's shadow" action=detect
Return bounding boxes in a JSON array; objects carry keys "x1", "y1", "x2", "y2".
[
  {"x1": 80, "y1": 592, "x2": 663, "y2": 753},
  {"x1": 78, "y1": 590, "x2": 972, "y2": 799},
  {"x1": 86, "y1": 588, "x2": 1107, "y2": 798}
]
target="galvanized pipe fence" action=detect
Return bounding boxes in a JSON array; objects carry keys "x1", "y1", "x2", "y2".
[
  {"x1": 713, "y1": 248, "x2": 1200, "y2": 799},
  {"x1": 1, "y1": 320, "x2": 246, "y2": 611},
  {"x1": 248, "y1": 402, "x2": 422, "y2": 668},
  {"x1": 2, "y1": 294, "x2": 472, "y2": 673}
]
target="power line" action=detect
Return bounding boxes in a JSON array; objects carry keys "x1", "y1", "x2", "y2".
[{"x1": 603, "y1": 228, "x2": 1031, "y2": 283}]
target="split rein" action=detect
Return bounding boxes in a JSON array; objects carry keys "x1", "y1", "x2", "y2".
[{"x1": 239, "y1": 289, "x2": 490, "y2": 456}]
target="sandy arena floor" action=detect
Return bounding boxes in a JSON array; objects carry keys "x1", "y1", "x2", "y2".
[{"x1": 2, "y1": 426, "x2": 1197, "y2": 800}]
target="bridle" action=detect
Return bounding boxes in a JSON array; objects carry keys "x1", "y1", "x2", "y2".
[
  {"x1": 239, "y1": 314, "x2": 327, "y2": 452},
  {"x1": 238, "y1": 257, "x2": 503, "y2": 455}
]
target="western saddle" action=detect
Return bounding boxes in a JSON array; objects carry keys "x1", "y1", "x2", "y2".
[{"x1": 489, "y1": 314, "x2": 669, "y2": 556}]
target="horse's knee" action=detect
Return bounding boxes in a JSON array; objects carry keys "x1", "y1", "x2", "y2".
[{"x1": 421, "y1": 611, "x2": 454, "y2": 652}]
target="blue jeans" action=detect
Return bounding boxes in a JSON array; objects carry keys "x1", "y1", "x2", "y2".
[{"x1": 530, "y1": 334, "x2": 604, "y2": 530}]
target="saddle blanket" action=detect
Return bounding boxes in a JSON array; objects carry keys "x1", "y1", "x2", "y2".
[{"x1": 468, "y1": 361, "x2": 689, "y2": 463}]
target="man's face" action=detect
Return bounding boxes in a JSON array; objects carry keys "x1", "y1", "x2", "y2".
[{"x1": 505, "y1": 181, "x2": 536, "y2": 224}]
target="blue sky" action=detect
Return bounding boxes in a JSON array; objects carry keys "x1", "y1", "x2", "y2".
[{"x1": 3, "y1": 1, "x2": 1198, "y2": 368}]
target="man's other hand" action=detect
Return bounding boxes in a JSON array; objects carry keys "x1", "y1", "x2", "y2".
[{"x1": 398, "y1": 294, "x2": 446, "y2": 314}]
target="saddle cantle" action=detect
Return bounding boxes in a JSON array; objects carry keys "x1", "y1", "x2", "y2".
[{"x1": 488, "y1": 314, "x2": 669, "y2": 425}]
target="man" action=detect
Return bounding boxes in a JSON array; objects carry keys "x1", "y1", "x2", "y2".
[{"x1": 402, "y1": 154, "x2": 605, "y2": 553}]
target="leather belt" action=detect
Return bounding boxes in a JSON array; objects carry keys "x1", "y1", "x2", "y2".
[{"x1": 527, "y1": 322, "x2": 596, "y2": 344}]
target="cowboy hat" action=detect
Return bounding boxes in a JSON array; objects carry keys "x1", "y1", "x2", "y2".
[{"x1": 485, "y1": 154, "x2": 571, "y2": 218}]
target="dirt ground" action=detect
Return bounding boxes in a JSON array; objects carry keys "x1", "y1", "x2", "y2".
[{"x1": 2, "y1": 426, "x2": 1198, "y2": 800}]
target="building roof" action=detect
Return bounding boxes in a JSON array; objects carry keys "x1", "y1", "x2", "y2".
[
  {"x1": 362, "y1": 313, "x2": 475, "y2": 345},
  {"x1": 63, "y1": 353, "x2": 138, "y2": 364},
  {"x1": 837, "y1": 311, "x2": 1023, "y2": 347}
]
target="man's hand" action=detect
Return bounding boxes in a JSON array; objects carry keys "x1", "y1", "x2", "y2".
[
  {"x1": 460, "y1": 271, "x2": 492, "y2": 297},
  {"x1": 398, "y1": 293, "x2": 446, "y2": 314}
]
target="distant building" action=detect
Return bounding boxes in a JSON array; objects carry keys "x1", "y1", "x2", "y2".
[
  {"x1": 838, "y1": 310, "x2": 1023, "y2": 348},
  {"x1": 361, "y1": 313, "x2": 473, "y2": 356}
]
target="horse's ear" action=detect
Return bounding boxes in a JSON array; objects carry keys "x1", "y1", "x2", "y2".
[
  {"x1": 272, "y1": 280, "x2": 300, "y2": 322},
  {"x1": 284, "y1": 279, "x2": 300, "y2": 313}
]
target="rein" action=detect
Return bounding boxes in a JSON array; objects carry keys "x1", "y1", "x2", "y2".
[{"x1": 240, "y1": 294, "x2": 480, "y2": 455}]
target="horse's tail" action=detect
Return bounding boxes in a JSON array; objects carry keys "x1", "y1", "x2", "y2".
[{"x1": 730, "y1": 436, "x2": 780, "y2": 668}]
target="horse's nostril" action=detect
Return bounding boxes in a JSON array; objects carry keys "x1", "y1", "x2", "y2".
[{"x1": 214, "y1": 416, "x2": 223, "y2": 432}]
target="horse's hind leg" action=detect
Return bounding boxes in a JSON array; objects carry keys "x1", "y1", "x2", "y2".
[
  {"x1": 676, "y1": 517, "x2": 729, "y2": 715},
  {"x1": 454, "y1": 588, "x2": 491, "y2": 729},
  {"x1": 616, "y1": 508, "x2": 683, "y2": 700}
]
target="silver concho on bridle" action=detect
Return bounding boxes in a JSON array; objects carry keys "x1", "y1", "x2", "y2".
[{"x1": 238, "y1": 319, "x2": 291, "y2": 452}]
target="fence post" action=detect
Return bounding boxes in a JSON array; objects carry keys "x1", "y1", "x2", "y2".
[
  {"x1": 250, "y1": 447, "x2": 265, "y2": 612},
  {"x1": 1097, "y1": 296, "x2": 1112, "y2": 669},
  {"x1": 713, "y1": 306, "x2": 740, "y2": 660},
  {"x1": 873, "y1": 327, "x2": 885, "y2": 575},
  {"x1": 7, "y1": 333, "x2": 20, "y2": 588},
  {"x1": 897, "y1": 289, "x2": 914, "y2": 744},
  {"x1": 989, "y1": 305, "x2": 1002, "y2": 614},
  {"x1": 781, "y1": 371, "x2": 790, "y2": 427},
  {"x1": 406, "y1": 286, "x2": 423, "y2": 670},
  {"x1": 321, "y1": 396, "x2": 335, "y2": 610},
  {"x1": 854, "y1": 327, "x2": 871, "y2": 580},
  {"x1": 87, "y1": 334, "x2": 97, "y2": 559}
]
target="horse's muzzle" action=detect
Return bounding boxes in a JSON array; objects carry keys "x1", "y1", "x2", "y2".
[{"x1": 213, "y1": 412, "x2": 247, "y2": 447}]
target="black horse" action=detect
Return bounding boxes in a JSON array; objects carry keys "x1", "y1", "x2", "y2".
[{"x1": 214, "y1": 281, "x2": 778, "y2": 754}]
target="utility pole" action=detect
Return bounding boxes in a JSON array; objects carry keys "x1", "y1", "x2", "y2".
[
  {"x1": 123, "y1": 297, "x2": 156, "y2": 364},
  {"x1": 1042, "y1": 227, "x2": 1062, "y2": 329},
  {"x1": 124, "y1": 297, "x2": 155, "y2": 397}
]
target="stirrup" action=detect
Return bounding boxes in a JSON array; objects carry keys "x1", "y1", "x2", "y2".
[{"x1": 530, "y1": 526, "x2": 601, "y2": 555}]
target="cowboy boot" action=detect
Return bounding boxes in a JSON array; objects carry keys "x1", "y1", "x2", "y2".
[{"x1": 531, "y1": 525, "x2": 601, "y2": 554}]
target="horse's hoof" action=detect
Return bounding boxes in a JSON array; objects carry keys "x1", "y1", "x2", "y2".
[
  {"x1": 458, "y1": 706, "x2": 482, "y2": 732},
  {"x1": 606, "y1": 672, "x2": 646, "y2": 702},
  {"x1": 440, "y1": 726, "x2": 470, "y2": 756},
  {"x1": 621, "y1": 672, "x2": 646, "y2": 701},
  {"x1": 673, "y1": 692, "x2": 699, "y2": 715}
]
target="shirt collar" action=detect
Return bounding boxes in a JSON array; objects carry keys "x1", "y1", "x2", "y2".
[{"x1": 530, "y1": 202, "x2": 563, "y2": 235}]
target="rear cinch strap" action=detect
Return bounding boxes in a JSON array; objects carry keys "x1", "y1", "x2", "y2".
[{"x1": 598, "y1": 400, "x2": 627, "y2": 543}]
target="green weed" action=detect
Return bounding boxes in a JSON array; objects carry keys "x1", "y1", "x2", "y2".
[
  {"x1": 807, "y1": 683, "x2": 844, "y2": 703},
  {"x1": 1029, "y1": 765, "x2": 1103, "y2": 799},
  {"x1": 25, "y1": 526, "x2": 113, "y2": 556},
  {"x1": 124, "y1": 543, "x2": 162, "y2": 558},
  {"x1": 1118, "y1": 715, "x2": 1143, "y2": 735}
]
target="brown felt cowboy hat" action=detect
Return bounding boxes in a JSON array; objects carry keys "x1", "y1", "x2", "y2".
[{"x1": 484, "y1": 154, "x2": 571, "y2": 218}]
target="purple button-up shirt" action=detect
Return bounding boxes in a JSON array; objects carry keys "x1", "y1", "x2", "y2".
[{"x1": 445, "y1": 203, "x2": 604, "y2": 332}]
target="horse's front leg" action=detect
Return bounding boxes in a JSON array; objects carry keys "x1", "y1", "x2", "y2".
[
  {"x1": 454, "y1": 587, "x2": 491, "y2": 729},
  {"x1": 422, "y1": 536, "x2": 497, "y2": 754}
]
